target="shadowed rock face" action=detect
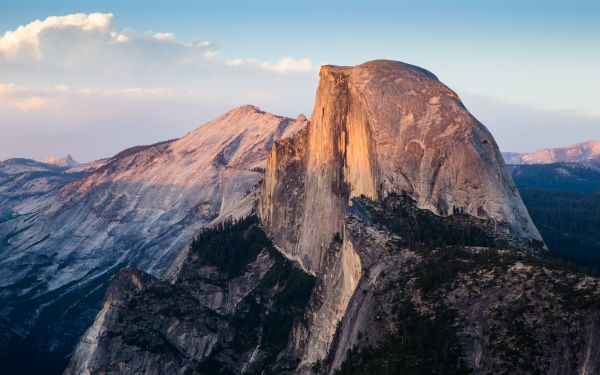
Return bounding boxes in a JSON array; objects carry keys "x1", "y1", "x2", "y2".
[
  {"x1": 65, "y1": 217, "x2": 316, "y2": 375},
  {"x1": 325, "y1": 195, "x2": 600, "y2": 375},
  {"x1": 260, "y1": 60, "x2": 541, "y2": 275}
]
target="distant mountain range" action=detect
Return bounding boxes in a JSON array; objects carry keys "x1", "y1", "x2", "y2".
[{"x1": 503, "y1": 140, "x2": 600, "y2": 165}]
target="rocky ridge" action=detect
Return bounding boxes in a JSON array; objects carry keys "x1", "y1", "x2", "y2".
[
  {"x1": 503, "y1": 140, "x2": 600, "y2": 165},
  {"x1": 0, "y1": 105, "x2": 306, "y2": 373},
  {"x1": 66, "y1": 216, "x2": 316, "y2": 375}
]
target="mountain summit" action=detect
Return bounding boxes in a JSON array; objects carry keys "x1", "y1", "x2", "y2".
[
  {"x1": 260, "y1": 60, "x2": 541, "y2": 274},
  {"x1": 43, "y1": 154, "x2": 80, "y2": 168}
]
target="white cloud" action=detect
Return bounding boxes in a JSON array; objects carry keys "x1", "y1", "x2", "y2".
[
  {"x1": 0, "y1": 13, "x2": 113, "y2": 60},
  {"x1": 77, "y1": 87, "x2": 98, "y2": 94},
  {"x1": 259, "y1": 57, "x2": 314, "y2": 74},
  {"x1": 574, "y1": 107, "x2": 600, "y2": 119},
  {"x1": 226, "y1": 57, "x2": 314, "y2": 74},
  {"x1": 0, "y1": 82, "x2": 174, "y2": 109},
  {"x1": 54, "y1": 84, "x2": 70, "y2": 92},
  {"x1": 202, "y1": 50, "x2": 218, "y2": 59},
  {"x1": 110, "y1": 31, "x2": 129, "y2": 43},
  {"x1": 0, "y1": 83, "x2": 55, "y2": 111},
  {"x1": 226, "y1": 58, "x2": 248, "y2": 66},
  {"x1": 102, "y1": 87, "x2": 175, "y2": 97},
  {"x1": 152, "y1": 32, "x2": 176, "y2": 42}
]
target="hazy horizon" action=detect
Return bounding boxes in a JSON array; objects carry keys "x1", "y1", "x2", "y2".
[{"x1": 1, "y1": 0, "x2": 599, "y2": 162}]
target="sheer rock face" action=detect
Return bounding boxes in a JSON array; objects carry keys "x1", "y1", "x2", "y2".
[
  {"x1": 259, "y1": 60, "x2": 541, "y2": 275},
  {"x1": 0, "y1": 105, "x2": 306, "y2": 370}
]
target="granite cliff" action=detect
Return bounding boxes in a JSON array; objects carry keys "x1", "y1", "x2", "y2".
[
  {"x1": 258, "y1": 60, "x2": 542, "y2": 367},
  {"x1": 259, "y1": 60, "x2": 540, "y2": 275}
]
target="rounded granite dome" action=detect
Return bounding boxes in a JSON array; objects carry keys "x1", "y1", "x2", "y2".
[{"x1": 261, "y1": 59, "x2": 542, "y2": 274}]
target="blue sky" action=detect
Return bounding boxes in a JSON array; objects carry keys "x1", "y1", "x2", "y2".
[{"x1": 0, "y1": 0, "x2": 598, "y2": 161}]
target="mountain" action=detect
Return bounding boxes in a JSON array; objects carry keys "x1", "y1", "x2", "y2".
[
  {"x1": 43, "y1": 154, "x2": 81, "y2": 168},
  {"x1": 258, "y1": 60, "x2": 541, "y2": 368},
  {"x1": 65, "y1": 61, "x2": 600, "y2": 374},
  {"x1": 67, "y1": 216, "x2": 317, "y2": 374},
  {"x1": 503, "y1": 140, "x2": 600, "y2": 165},
  {"x1": 260, "y1": 60, "x2": 541, "y2": 275},
  {"x1": 0, "y1": 158, "x2": 83, "y2": 211},
  {"x1": 0, "y1": 105, "x2": 306, "y2": 373}
]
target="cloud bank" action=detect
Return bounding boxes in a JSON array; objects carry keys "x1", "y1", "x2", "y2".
[{"x1": 0, "y1": 13, "x2": 317, "y2": 162}]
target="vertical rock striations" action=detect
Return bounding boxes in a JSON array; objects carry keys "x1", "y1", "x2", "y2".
[{"x1": 260, "y1": 60, "x2": 540, "y2": 275}]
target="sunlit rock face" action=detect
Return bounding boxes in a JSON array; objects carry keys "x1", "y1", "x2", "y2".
[
  {"x1": 260, "y1": 60, "x2": 541, "y2": 275},
  {"x1": 258, "y1": 60, "x2": 542, "y2": 366},
  {"x1": 0, "y1": 105, "x2": 306, "y2": 371}
]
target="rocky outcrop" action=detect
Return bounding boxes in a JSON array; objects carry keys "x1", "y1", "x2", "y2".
[
  {"x1": 0, "y1": 105, "x2": 306, "y2": 373},
  {"x1": 69, "y1": 194, "x2": 600, "y2": 375},
  {"x1": 325, "y1": 195, "x2": 600, "y2": 375},
  {"x1": 259, "y1": 60, "x2": 541, "y2": 275},
  {"x1": 66, "y1": 216, "x2": 316, "y2": 375},
  {"x1": 503, "y1": 140, "x2": 600, "y2": 165}
]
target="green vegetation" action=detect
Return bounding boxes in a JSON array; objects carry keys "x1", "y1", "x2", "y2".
[
  {"x1": 520, "y1": 189, "x2": 600, "y2": 273},
  {"x1": 228, "y1": 245, "x2": 315, "y2": 362},
  {"x1": 508, "y1": 162, "x2": 600, "y2": 272},
  {"x1": 335, "y1": 194, "x2": 503, "y2": 374},
  {"x1": 509, "y1": 163, "x2": 600, "y2": 192},
  {"x1": 337, "y1": 191, "x2": 600, "y2": 374},
  {"x1": 188, "y1": 216, "x2": 316, "y2": 374},
  {"x1": 190, "y1": 215, "x2": 268, "y2": 277},
  {"x1": 336, "y1": 298, "x2": 469, "y2": 375},
  {"x1": 361, "y1": 192, "x2": 505, "y2": 250}
]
